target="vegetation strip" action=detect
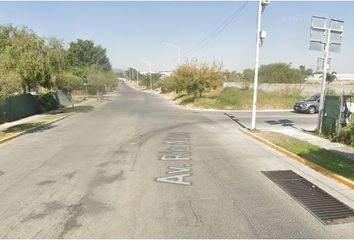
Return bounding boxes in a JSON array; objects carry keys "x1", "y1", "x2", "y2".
[{"x1": 239, "y1": 128, "x2": 354, "y2": 190}]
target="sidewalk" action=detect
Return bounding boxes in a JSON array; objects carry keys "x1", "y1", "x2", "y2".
[
  {"x1": 269, "y1": 127, "x2": 354, "y2": 161},
  {"x1": 0, "y1": 96, "x2": 110, "y2": 144},
  {"x1": 0, "y1": 109, "x2": 64, "y2": 131},
  {"x1": 0, "y1": 98, "x2": 93, "y2": 131}
]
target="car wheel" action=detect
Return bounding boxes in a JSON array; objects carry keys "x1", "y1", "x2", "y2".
[{"x1": 308, "y1": 106, "x2": 316, "y2": 114}]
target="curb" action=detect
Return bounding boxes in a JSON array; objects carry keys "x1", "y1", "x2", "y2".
[
  {"x1": 0, "y1": 113, "x2": 75, "y2": 144},
  {"x1": 0, "y1": 98, "x2": 110, "y2": 145},
  {"x1": 239, "y1": 128, "x2": 354, "y2": 190}
]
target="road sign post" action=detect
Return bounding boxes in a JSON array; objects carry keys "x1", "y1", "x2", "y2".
[{"x1": 310, "y1": 16, "x2": 343, "y2": 134}]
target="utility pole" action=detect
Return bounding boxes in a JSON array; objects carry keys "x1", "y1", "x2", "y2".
[{"x1": 251, "y1": 0, "x2": 270, "y2": 130}]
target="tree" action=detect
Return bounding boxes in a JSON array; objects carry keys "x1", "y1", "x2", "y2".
[
  {"x1": 222, "y1": 70, "x2": 242, "y2": 82},
  {"x1": 0, "y1": 25, "x2": 51, "y2": 93},
  {"x1": 243, "y1": 63, "x2": 314, "y2": 84},
  {"x1": 0, "y1": 70, "x2": 21, "y2": 100},
  {"x1": 56, "y1": 72, "x2": 82, "y2": 95},
  {"x1": 86, "y1": 66, "x2": 117, "y2": 99},
  {"x1": 242, "y1": 69, "x2": 254, "y2": 82},
  {"x1": 87, "y1": 70, "x2": 106, "y2": 100},
  {"x1": 46, "y1": 37, "x2": 67, "y2": 87},
  {"x1": 125, "y1": 67, "x2": 139, "y2": 81},
  {"x1": 66, "y1": 39, "x2": 112, "y2": 78},
  {"x1": 138, "y1": 72, "x2": 162, "y2": 89}
]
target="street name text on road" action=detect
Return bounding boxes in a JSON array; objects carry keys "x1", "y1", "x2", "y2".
[{"x1": 156, "y1": 132, "x2": 192, "y2": 186}]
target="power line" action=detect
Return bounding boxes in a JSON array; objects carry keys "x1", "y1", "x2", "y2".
[
  {"x1": 183, "y1": 1, "x2": 250, "y2": 58},
  {"x1": 158, "y1": 1, "x2": 250, "y2": 71}
]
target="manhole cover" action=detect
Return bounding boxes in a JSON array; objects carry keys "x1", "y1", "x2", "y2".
[{"x1": 263, "y1": 170, "x2": 354, "y2": 225}]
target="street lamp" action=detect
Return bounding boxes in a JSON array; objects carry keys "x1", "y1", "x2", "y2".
[
  {"x1": 251, "y1": 0, "x2": 270, "y2": 130},
  {"x1": 163, "y1": 41, "x2": 181, "y2": 66}
]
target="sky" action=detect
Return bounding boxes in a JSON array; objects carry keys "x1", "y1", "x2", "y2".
[{"x1": 0, "y1": 1, "x2": 353, "y2": 73}]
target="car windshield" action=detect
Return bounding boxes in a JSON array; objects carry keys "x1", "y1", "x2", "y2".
[{"x1": 305, "y1": 95, "x2": 319, "y2": 101}]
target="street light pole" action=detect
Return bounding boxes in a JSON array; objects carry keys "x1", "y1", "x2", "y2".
[
  {"x1": 163, "y1": 41, "x2": 181, "y2": 66},
  {"x1": 251, "y1": 0, "x2": 264, "y2": 130}
]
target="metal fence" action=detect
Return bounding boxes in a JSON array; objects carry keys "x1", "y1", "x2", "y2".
[
  {"x1": 0, "y1": 90, "x2": 72, "y2": 124},
  {"x1": 0, "y1": 94, "x2": 41, "y2": 124}
]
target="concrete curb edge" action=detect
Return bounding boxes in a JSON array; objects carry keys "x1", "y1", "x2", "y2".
[
  {"x1": 0, "y1": 113, "x2": 75, "y2": 144},
  {"x1": 239, "y1": 128, "x2": 354, "y2": 190},
  {"x1": 0, "y1": 97, "x2": 111, "y2": 145}
]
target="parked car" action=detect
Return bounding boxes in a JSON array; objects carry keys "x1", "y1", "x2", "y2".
[{"x1": 293, "y1": 94, "x2": 320, "y2": 114}]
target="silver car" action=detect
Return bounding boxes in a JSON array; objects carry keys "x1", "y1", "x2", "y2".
[{"x1": 293, "y1": 94, "x2": 320, "y2": 114}]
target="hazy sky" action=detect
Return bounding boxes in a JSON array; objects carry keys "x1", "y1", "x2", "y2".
[{"x1": 0, "y1": 1, "x2": 353, "y2": 73}]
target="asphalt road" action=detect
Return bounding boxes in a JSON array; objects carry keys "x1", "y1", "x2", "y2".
[
  {"x1": 200, "y1": 106, "x2": 318, "y2": 131},
  {"x1": 0, "y1": 82, "x2": 353, "y2": 238}
]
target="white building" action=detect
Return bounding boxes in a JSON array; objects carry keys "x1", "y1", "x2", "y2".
[{"x1": 306, "y1": 73, "x2": 354, "y2": 81}]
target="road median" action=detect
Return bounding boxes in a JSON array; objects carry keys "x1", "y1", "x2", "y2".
[{"x1": 240, "y1": 128, "x2": 354, "y2": 190}]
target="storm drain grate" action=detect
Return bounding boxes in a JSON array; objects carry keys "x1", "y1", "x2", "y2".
[{"x1": 262, "y1": 170, "x2": 354, "y2": 225}]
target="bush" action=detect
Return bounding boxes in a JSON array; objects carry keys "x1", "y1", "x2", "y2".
[
  {"x1": 167, "y1": 61, "x2": 223, "y2": 97},
  {"x1": 242, "y1": 63, "x2": 313, "y2": 84},
  {"x1": 216, "y1": 88, "x2": 252, "y2": 107},
  {"x1": 37, "y1": 92, "x2": 59, "y2": 112},
  {"x1": 161, "y1": 76, "x2": 177, "y2": 93},
  {"x1": 56, "y1": 72, "x2": 82, "y2": 95},
  {"x1": 333, "y1": 123, "x2": 354, "y2": 146},
  {"x1": 209, "y1": 87, "x2": 302, "y2": 109},
  {"x1": 138, "y1": 73, "x2": 162, "y2": 90}
]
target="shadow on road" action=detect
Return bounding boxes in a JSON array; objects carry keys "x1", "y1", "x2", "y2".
[
  {"x1": 63, "y1": 106, "x2": 95, "y2": 113},
  {"x1": 224, "y1": 113, "x2": 247, "y2": 128},
  {"x1": 27, "y1": 123, "x2": 57, "y2": 133},
  {"x1": 3, "y1": 123, "x2": 44, "y2": 134},
  {"x1": 265, "y1": 119, "x2": 294, "y2": 127}
]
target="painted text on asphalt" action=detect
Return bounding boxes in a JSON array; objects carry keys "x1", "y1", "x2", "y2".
[{"x1": 156, "y1": 132, "x2": 192, "y2": 186}]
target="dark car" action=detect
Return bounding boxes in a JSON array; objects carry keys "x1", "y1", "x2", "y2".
[{"x1": 293, "y1": 94, "x2": 320, "y2": 114}]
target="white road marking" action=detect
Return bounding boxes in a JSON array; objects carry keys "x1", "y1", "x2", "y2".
[
  {"x1": 167, "y1": 166, "x2": 191, "y2": 174},
  {"x1": 157, "y1": 132, "x2": 193, "y2": 186},
  {"x1": 161, "y1": 153, "x2": 191, "y2": 161},
  {"x1": 156, "y1": 174, "x2": 192, "y2": 186}
]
